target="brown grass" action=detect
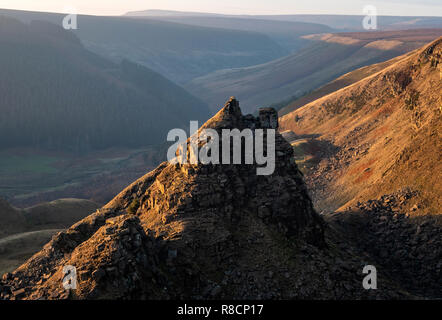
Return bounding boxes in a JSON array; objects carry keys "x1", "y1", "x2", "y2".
[{"x1": 372, "y1": 124, "x2": 390, "y2": 139}]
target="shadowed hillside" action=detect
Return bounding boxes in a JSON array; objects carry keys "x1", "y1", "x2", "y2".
[
  {"x1": 251, "y1": 14, "x2": 442, "y2": 31},
  {"x1": 0, "y1": 9, "x2": 287, "y2": 84},
  {"x1": 0, "y1": 198, "x2": 99, "y2": 238},
  {"x1": 0, "y1": 198, "x2": 25, "y2": 237},
  {"x1": 124, "y1": 13, "x2": 334, "y2": 52}
]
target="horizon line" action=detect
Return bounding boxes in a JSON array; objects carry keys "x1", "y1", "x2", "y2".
[{"x1": 0, "y1": 7, "x2": 442, "y2": 18}]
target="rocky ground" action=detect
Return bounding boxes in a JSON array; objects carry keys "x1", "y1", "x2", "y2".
[{"x1": 327, "y1": 189, "x2": 442, "y2": 298}]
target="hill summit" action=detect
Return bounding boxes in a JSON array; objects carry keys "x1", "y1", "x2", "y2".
[{"x1": 1, "y1": 99, "x2": 414, "y2": 300}]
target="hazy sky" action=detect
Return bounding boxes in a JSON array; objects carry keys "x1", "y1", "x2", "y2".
[{"x1": 0, "y1": 0, "x2": 441, "y2": 16}]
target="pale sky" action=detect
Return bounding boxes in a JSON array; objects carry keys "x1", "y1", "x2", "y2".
[{"x1": 0, "y1": 0, "x2": 441, "y2": 16}]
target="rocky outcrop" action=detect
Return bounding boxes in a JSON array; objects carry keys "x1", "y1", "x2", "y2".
[{"x1": 0, "y1": 98, "x2": 417, "y2": 300}]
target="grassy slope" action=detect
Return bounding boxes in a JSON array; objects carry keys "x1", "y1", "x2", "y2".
[
  {"x1": 124, "y1": 10, "x2": 442, "y2": 31},
  {"x1": 280, "y1": 37, "x2": 442, "y2": 215},
  {"x1": 23, "y1": 199, "x2": 100, "y2": 229},
  {"x1": 0, "y1": 146, "x2": 164, "y2": 207},
  {"x1": 187, "y1": 29, "x2": 442, "y2": 114}
]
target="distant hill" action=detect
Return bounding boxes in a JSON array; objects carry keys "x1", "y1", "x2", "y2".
[
  {"x1": 124, "y1": 12, "x2": 334, "y2": 52},
  {"x1": 22, "y1": 199, "x2": 100, "y2": 230},
  {"x1": 0, "y1": 9, "x2": 287, "y2": 83},
  {"x1": 280, "y1": 36, "x2": 442, "y2": 215},
  {"x1": 0, "y1": 197, "x2": 99, "y2": 238},
  {"x1": 0, "y1": 229, "x2": 62, "y2": 276},
  {"x1": 249, "y1": 14, "x2": 442, "y2": 31},
  {"x1": 0, "y1": 16, "x2": 209, "y2": 152},
  {"x1": 1, "y1": 98, "x2": 420, "y2": 300},
  {"x1": 186, "y1": 29, "x2": 442, "y2": 114},
  {"x1": 124, "y1": 10, "x2": 442, "y2": 31},
  {"x1": 0, "y1": 198, "x2": 26, "y2": 237}
]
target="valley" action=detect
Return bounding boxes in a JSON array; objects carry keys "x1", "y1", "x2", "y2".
[{"x1": 0, "y1": 147, "x2": 162, "y2": 207}]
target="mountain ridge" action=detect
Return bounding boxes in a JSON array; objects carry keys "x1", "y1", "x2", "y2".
[
  {"x1": 0, "y1": 16, "x2": 210, "y2": 152},
  {"x1": 280, "y1": 36, "x2": 442, "y2": 215},
  {"x1": 0, "y1": 98, "x2": 416, "y2": 300}
]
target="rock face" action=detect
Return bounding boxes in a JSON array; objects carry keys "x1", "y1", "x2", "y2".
[{"x1": 0, "y1": 98, "x2": 416, "y2": 300}]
